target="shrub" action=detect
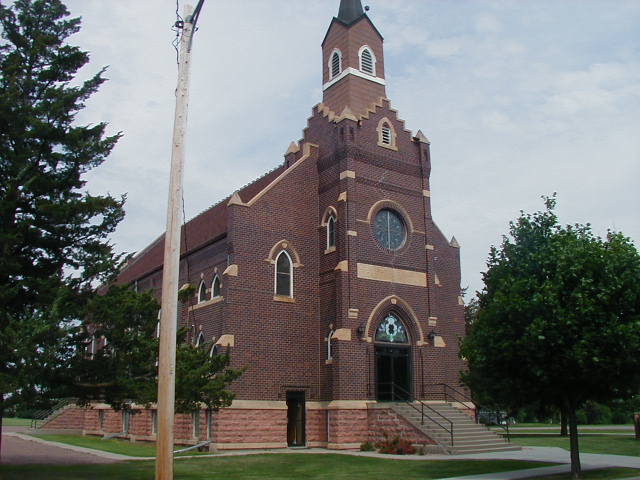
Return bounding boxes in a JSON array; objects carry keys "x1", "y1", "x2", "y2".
[
  {"x1": 360, "y1": 441, "x2": 375, "y2": 452},
  {"x1": 375, "y1": 432, "x2": 416, "y2": 455}
]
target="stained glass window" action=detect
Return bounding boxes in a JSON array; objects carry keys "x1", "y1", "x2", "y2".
[
  {"x1": 375, "y1": 314, "x2": 409, "y2": 343},
  {"x1": 374, "y1": 209, "x2": 406, "y2": 250}
]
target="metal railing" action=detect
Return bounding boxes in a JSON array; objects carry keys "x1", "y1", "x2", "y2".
[
  {"x1": 425, "y1": 383, "x2": 511, "y2": 442},
  {"x1": 380, "y1": 382, "x2": 455, "y2": 447},
  {"x1": 30, "y1": 398, "x2": 76, "y2": 429}
]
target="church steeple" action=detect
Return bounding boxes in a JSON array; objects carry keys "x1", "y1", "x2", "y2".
[
  {"x1": 337, "y1": 0, "x2": 365, "y2": 24},
  {"x1": 322, "y1": 0, "x2": 386, "y2": 117}
]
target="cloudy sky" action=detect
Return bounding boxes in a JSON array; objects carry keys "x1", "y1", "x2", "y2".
[{"x1": 62, "y1": 0, "x2": 639, "y2": 296}]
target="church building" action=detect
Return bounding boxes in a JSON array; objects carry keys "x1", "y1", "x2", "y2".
[{"x1": 42, "y1": 0, "x2": 514, "y2": 454}]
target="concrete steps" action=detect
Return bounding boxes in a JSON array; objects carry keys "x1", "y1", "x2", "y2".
[{"x1": 391, "y1": 402, "x2": 520, "y2": 455}]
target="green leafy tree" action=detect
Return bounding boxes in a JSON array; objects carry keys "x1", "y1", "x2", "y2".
[
  {"x1": 461, "y1": 196, "x2": 640, "y2": 479},
  {"x1": 69, "y1": 285, "x2": 243, "y2": 414},
  {"x1": 0, "y1": 0, "x2": 124, "y2": 458}
]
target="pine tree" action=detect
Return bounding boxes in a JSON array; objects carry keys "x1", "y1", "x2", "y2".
[{"x1": 0, "y1": 0, "x2": 124, "y2": 457}]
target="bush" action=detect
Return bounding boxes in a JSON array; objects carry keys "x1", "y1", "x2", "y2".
[
  {"x1": 360, "y1": 441, "x2": 375, "y2": 452},
  {"x1": 375, "y1": 432, "x2": 416, "y2": 455}
]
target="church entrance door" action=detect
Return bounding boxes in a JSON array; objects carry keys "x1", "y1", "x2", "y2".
[{"x1": 375, "y1": 346, "x2": 411, "y2": 401}]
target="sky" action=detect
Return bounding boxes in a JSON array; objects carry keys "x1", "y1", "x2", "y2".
[{"x1": 61, "y1": 0, "x2": 640, "y2": 297}]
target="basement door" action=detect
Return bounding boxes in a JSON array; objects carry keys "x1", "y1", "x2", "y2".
[
  {"x1": 286, "y1": 391, "x2": 306, "y2": 447},
  {"x1": 375, "y1": 346, "x2": 411, "y2": 401}
]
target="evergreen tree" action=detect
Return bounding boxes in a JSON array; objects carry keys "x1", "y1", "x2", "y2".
[
  {"x1": 0, "y1": 0, "x2": 124, "y2": 457},
  {"x1": 461, "y1": 196, "x2": 640, "y2": 478},
  {"x1": 68, "y1": 285, "x2": 243, "y2": 414}
]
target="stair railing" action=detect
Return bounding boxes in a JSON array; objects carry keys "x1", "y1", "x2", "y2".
[
  {"x1": 30, "y1": 398, "x2": 76, "y2": 429},
  {"x1": 381, "y1": 382, "x2": 454, "y2": 447},
  {"x1": 426, "y1": 383, "x2": 511, "y2": 443}
]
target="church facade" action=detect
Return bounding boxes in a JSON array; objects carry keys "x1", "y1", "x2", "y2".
[{"x1": 45, "y1": 0, "x2": 469, "y2": 450}]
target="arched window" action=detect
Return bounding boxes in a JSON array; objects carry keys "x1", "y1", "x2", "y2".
[
  {"x1": 359, "y1": 46, "x2": 376, "y2": 75},
  {"x1": 195, "y1": 331, "x2": 205, "y2": 347},
  {"x1": 197, "y1": 280, "x2": 207, "y2": 303},
  {"x1": 275, "y1": 250, "x2": 293, "y2": 297},
  {"x1": 375, "y1": 314, "x2": 409, "y2": 344},
  {"x1": 211, "y1": 275, "x2": 221, "y2": 298},
  {"x1": 329, "y1": 49, "x2": 342, "y2": 79},
  {"x1": 209, "y1": 342, "x2": 219, "y2": 358},
  {"x1": 327, "y1": 215, "x2": 336, "y2": 249}
]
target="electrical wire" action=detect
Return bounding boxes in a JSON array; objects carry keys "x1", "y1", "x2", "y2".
[{"x1": 171, "y1": 0, "x2": 183, "y2": 66}]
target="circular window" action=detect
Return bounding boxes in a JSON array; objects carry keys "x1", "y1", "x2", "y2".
[{"x1": 374, "y1": 209, "x2": 406, "y2": 250}]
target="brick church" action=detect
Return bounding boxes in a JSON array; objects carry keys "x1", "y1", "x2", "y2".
[{"x1": 44, "y1": 0, "x2": 509, "y2": 454}]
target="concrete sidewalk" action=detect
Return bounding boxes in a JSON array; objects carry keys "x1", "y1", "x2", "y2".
[{"x1": 3, "y1": 432, "x2": 639, "y2": 479}]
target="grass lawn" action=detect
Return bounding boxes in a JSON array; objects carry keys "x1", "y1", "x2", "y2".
[
  {"x1": 529, "y1": 467, "x2": 640, "y2": 479},
  {"x1": 32, "y1": 434, "x2": 210, "y2": 457},
  {"x1": 508, "y1": 430, "x2": 634, "y2": 435},
  {"x1": 2, "y1": 418, "x2": 32, "y2": 427},
  {"x1": 509, "y1": 434, "x2": 639, "y2": 456},
  {"x1": 0, "y1": 454, "x2": 554, "y2": 480}
]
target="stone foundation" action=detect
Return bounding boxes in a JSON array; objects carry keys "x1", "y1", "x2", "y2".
[{"x1": 40, "y1": 400, "x2": 443, "y2": 450}]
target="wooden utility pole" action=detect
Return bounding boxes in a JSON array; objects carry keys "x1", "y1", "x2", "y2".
[{"x1": 156, "y1": 4, "x2": 195, "y2": 480}]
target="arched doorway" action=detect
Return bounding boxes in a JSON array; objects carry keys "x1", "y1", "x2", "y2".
[{"x1": 375, "y1": 313, "x2": 411, "y2": 401}]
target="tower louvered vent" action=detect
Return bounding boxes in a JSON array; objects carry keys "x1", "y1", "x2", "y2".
[
  {"x1": 331, "y1": 51, "x2": 341, "y2": 78},
  {"x1": 361, "y1": 48, "x2": 374, "y2": 74},
  {"x1": 381, "y1": 125, "x2": 392, "y2": 145}
]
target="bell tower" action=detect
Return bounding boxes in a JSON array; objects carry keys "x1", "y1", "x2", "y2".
[{"x1": 322, "y1": 0, "x2": 386, "y2": 117}]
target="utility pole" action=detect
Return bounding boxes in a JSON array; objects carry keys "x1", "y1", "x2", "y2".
[{"x1": 156, "y1": 2, "x2": 204, "y2": 479}]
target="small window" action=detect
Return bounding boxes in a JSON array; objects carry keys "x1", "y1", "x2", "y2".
[
  {"x1": 151, "y1": 410, "x2": 158, "y2": 435},
  {"x1": 327, "y1": 215, "x2": 336, "y2": 249},
  {"x1": 275, "y1": 250, "x2": 293, "y2": 297},
  {"x1": 209, "y1": 342, "x2": 219, "y2": 358},
  {"x1": 330, "y1": 49, "x2": 342, "y2": 79},
  {"x1": 195, "y1": 332, "x2": 205, "y2": 347},
  {"x1": 123, "y1": 411, "x2": 130, "y2": 434},
  {"x1": 197, "y1": 281, "x2": 207, "y2": 303},
  {"x1": 360, "y1": 47, "x2": 375, "y2": 75},
  {"x1": 99, "y1": 410, "x2": 105, "y2": 430},
  {"x1": 193, "y1": 411, "x2": 200, "y2": 438},
  {"x1": 211, "y1": 275, "x2": 221, "y2": 298},
  {"x1": 206, "y1": 410, "x2": 214, "y2": 439}
]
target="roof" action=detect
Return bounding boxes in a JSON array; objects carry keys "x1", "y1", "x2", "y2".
[
  {"x1": 117, "y1": 164, "x2": 286, "y2": 285},
  {"x1": 338, "y1": 0, "x2": 364, "y2": 24}
]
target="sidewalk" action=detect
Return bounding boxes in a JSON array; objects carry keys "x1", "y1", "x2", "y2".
[{"x1": 3, "y1": 431, "x2": 639, "y2": 479}]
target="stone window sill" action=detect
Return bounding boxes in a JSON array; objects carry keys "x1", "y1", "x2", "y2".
[
  {"x1": 273, "y1": 295, "x2": 295, "y2": 304},
  {"x1": 324, "y1": 246, "x2": 336, "y2": 255},
  {"x1": 189, "y1": 296, "x2": 224, "y2": 311}
]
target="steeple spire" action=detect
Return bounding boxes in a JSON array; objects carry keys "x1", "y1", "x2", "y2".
[{"x1": 337, "y1": 0, "x2": 365, "y2": 24}]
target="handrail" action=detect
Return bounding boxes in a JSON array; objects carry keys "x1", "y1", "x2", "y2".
[
  {"x1": 380, "y1": 382, "x2": 454, "y2": 447},
  {"x1": 30, "y1": 398, "x2": 77, "y2": 429},
  {"x1": 427, "y1": 383, "x2": 510, "y2": 443},
  {"x1": 173, "y1": 441, "x2": 210, "y2": 454}
]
